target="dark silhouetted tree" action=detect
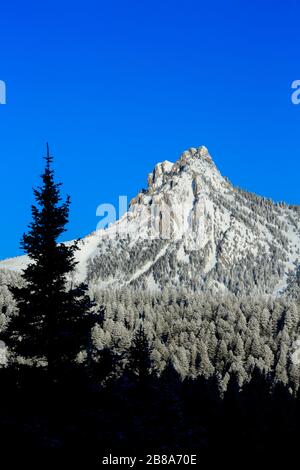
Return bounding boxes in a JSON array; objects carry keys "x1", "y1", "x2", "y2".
[
  {"x1": 127, "y1": 324, "x2": 152, "y2": 380},
  {"x1": 4, "y1": 145, "x2": 94, "y2": 381}
]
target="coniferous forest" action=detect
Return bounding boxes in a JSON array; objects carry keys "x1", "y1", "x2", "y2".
[{"x1": 1, "y1": 150, "x2": 300, "y2": 465}]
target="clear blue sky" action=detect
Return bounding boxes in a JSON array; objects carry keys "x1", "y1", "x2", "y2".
[{"x1": 0, "y1": 0, "x2": 299, "y2": 259}]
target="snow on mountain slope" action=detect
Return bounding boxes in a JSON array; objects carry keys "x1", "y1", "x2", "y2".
[
  {"x1": 0, "y1": 232, "x2": 102, "y2": 280},
  {"x1": 0, "y1": 255, "x2": 29, "y2": 272},
  {"x1": 1, "y1": 146, "x2": 300, "y2": 296}
]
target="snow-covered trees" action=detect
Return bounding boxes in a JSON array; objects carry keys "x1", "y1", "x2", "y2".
[{"x1": 87, "y1": 287, "x2": 300, "y2": 392}]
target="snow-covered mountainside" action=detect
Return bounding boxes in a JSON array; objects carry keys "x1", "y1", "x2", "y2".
[{"x1": 1, "y1": 146, "x2": 300, "y2": 296}]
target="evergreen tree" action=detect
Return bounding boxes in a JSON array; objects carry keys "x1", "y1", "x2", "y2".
[
  {"x1": 127, "y1": 324, "x2": 152, "y2": 379},
  {"x1": 4, "y1": 145, "x2": 94, "y2": 379}
]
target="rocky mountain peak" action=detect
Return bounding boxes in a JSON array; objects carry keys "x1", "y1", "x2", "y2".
[
  {"x1": 1, "y1": 145, "x2": 299, "y2": 298},
  {"x1": 176, "y1": 145, "x2": 212, "y2": 167},
  {"x1": 85, "y1": 145, "x2": 300, "y2": 296},
  {"x1": 147, "y1": 145, "x2": 216, "y2": 193},
  {"x1": 147, "y1": 160, "x2": 174, "y2": 190}
]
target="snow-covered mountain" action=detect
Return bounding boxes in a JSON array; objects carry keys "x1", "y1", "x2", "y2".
[{"x1": 1, "y1": 146, "x2": 300, "y2": 296}]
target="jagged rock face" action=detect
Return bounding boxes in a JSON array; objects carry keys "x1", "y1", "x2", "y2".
[
  {"x1": 1, "y1": 146, "x2": 300, "y2": 296},
  {"x1": 83, "y1": 146, "x2": 300, "y2": 296},
  {"x1": 147, "y1": 160, "x2": 174, "y2": 191}
]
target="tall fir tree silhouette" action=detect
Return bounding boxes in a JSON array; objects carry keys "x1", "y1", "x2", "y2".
[
  {"x1": 128, "y1": 324, "x2": 152, "y2": 380},
  {"x1": 5, "y1": 145, "x2": 94, "y2": 380}
]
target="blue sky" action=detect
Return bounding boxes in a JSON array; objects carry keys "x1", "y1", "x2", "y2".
[{"x1": 0, "y1": 0, "x2": 299, "y2": 259}]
